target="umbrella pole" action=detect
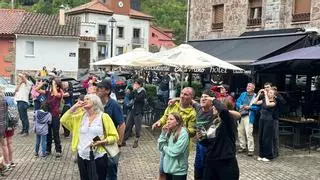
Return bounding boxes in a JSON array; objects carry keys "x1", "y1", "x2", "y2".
[{"x1": 180, "y1": 66, "x2": 184, "y2": 91}]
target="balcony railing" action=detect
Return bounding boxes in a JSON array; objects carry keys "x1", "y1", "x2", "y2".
[
  {"x1": 132, "y1": 38, "x2": 144, "y2": 44},
  {"x1": 97, "y1": 34, "x2": 111, "y2": 41},
  {"x1": 247, "y1": 18, "x2": 261, "y2": 26},
  {"x1": 292, "y1": 13, "x2": 310, "y2": 22},
  {"x1": 211, "y1": 23, "x2": 223, "y2": 30}
]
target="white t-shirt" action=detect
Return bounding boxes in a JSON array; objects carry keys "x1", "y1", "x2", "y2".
[{"x1": 15, "y1": 80, "x2": 32, "y2": 103}]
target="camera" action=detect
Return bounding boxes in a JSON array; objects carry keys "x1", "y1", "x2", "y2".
[{"x1": 40, "y1": 76, "x2": 54, "y2": 84}]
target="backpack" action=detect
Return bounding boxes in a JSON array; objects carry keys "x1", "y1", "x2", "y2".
[{"x1": 4, "y1": 97, "x2": 19, "y2": 129}]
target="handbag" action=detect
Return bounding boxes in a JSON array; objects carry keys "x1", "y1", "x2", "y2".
[{"x1": 100, "y1": 114, "x2": 120, "y2": 158}]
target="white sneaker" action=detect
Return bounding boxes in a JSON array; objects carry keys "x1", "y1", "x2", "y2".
[
  {"x1": 261, "y1": 158, "x2": 270, "y2": 162},
  {"x1": 257, "y1": 157, "x2": 263, "y2": 161}
]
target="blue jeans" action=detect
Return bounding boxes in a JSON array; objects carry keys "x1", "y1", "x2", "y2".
[
  {"x1": 194, "y1": 142, "x2": 207, "y2": 179},
  {"x1": 17, "y1": 101, "x2": 29, "y2": 133},
  {"x1": 107, "y1": 153, "x2": 120, "y2": 180},
  {"x1": 35, "y1": 134, "x2": 47, "y2": 155}
]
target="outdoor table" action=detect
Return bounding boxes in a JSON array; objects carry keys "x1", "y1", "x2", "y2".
[{"x1": 279, "y1": 117, "x2": 320, "y2": 148}]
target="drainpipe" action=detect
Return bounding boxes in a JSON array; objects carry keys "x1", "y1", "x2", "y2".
[{"x1": 185, "y1": 0, "x2": 191, "y2": 43}]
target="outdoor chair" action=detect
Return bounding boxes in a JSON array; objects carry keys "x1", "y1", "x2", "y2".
[
  {"x1": 309, "y1": 128, "x2": 320, "y2": 153},
  {"x1": 279, "y1": 125, "x2": 295, "y2": 151}
]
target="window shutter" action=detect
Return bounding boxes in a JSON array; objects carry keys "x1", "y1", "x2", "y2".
[
  {"x1": 295, "y1": 0, "x2": 311, "y2": 14},
  {"x1": 249, "y1": 0, "x2": 262, "y2": 8},
  {"x1": 214, "y1": 5, "x2": 224, "y2": 23}
]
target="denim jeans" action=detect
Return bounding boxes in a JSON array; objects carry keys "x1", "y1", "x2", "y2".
[
  {"x1": 107, "y1": 153, "x2": 120, "y2": 180},
  {"x1": 47, "y1": 116, "x2": 62, "y2": 153},
  {"x1": 17, "y1": 101, "x2": 29, "y2": 133},
  {"x1": 35, "y1": 134, "x2": 47, "y2": 155}
]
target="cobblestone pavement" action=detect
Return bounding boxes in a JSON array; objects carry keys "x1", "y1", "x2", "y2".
[{"x1": 1, "y1": 111, "x2": 320, "y2": 180}]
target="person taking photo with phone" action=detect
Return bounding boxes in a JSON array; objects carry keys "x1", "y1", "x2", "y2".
[{"x1": 60, "y1": 94, "x2": 118, "y2": 180}]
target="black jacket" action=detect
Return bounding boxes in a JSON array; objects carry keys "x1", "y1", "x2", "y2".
[
  {"x1": 132, "y1": 87, "x2": 147, "y2": 115},
  {"x1": 200, "y1": 99, "x2": 237, "y2": 161}
]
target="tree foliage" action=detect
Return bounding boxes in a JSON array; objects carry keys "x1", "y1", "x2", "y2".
[{"x1": 141, "y1": 0, "x2": 187, "y2": 44}]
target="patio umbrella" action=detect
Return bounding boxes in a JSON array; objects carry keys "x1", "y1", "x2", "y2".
[
  {"x1": 91, "y1": 48, "x2": 153, "y2": 66},
  {"x1": 132, "y1": 44, "x2": 243, "y2": 88},
  {"x1": 251, "y1": 46, "x2": 320, "y2": 74}
]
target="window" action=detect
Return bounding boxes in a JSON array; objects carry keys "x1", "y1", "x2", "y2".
[
  {"x1": 293, "y1": 0, "x2": 311, "y2": 22},
  {"x1": 133, "y1": 28, "x2": 141, "y2": 38},
  {"x1": 212, "y1": 4, "x2": 224, "y2": 30},
  {"x1": 25, "y1": 41, "x2": 34, "y2": 56},
  {"x1": 248, "y1": 0, "x2": 262, "y2": 26},
  {"x1": 116, "y1": 46, "x2": 124, "y2": 56},
  {"x1": 98, "y1": 25, "x2": 107, "y2": 41},
  {"x1": 98, "y1": 44, "x2": 107, "y2": 59},
  {"x1": 117, "y1": 26, "x2": 124, "y2": 38}
]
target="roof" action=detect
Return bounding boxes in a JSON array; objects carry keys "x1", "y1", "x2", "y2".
[
  {"x1": 66, "y1": 0, "x2": 113, "y2": 15},
  {"x1": 240, "y1": 28, "x2": 305, "y2": 37},
  {"x1": 15, "y1": 13, "x2": 80, "y2": 37},
  {"x1": 151, "y1": 25, "x2": 174, "y2": 40},
  {"x1": 0, "y1": 9, "x2": 25, "y2": 37},
  {"x1": 188, "y1": 33, "x2": 309, "y2": 65},
  {"x1": 129, "y1": 9, "x2": 153, "y2": 21}
]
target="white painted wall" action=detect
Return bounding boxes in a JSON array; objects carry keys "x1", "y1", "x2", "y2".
[
  {"x1": 77, "y1": 12, "x2": 150, "y2": 68},
  {"x1": 16, "y1": 35, "x2": 79, "y2": 75}
]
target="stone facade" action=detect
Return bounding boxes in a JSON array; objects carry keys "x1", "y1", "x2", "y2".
[{"x1": 189, "y1": 0, "x2": 320, "y2": 40}]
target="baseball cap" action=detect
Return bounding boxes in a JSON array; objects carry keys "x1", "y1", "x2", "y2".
[{"x1": 97, "y1": 79, "x2": 112, "y2": 89}]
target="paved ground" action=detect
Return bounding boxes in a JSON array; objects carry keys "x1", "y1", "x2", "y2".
[{"x1": 1, "y1": 111, "x2": 320, "y2": 180}]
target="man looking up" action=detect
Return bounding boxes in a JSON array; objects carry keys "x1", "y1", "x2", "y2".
[
  {"x1": 97, "y1": 79, "x2": 125, "y2": 180},
  {"x1": 236, "y1": 83, "x2": 258, "y2": 156}
]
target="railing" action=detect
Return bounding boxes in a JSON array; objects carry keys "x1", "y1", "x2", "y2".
[
  {"x1": 247, "y1": 18, "x2": 262, "y2": 26},
  {"x1": 211, "y1": 22, "x2": 223, "y2": 30},
  {"x1": 97, "y1": 34, "x2": 111, "y2": 41},
  {"x1": 132, "y1": 38, "x2": 144, "y2": 44},
  {"x1": 292, "y1": 13, "x2": 310, "y2": 22}
]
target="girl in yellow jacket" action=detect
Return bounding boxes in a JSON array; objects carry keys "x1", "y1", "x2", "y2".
[{"x1": 60, "y1": 94, "x2": 118, "y2": 180}]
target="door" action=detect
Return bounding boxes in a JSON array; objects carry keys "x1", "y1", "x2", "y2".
[{"x1": 78, "y1": 48, "x2": 91, "y2": 69}]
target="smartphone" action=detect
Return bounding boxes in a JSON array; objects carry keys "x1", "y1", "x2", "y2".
[{"x1": 93, "y1": 136, "x2": 101, "y2": 142}]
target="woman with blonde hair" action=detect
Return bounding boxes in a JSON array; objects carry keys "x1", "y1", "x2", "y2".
[
  {"x1": 60, "y1": 94, "x2": 119, "y2": 180},
  {"x1": 158, "y1": 112, "x2": 189, "y2": 180},
  {"x1": 253, "y1": 88, "x2": 277, "y2": 162}
]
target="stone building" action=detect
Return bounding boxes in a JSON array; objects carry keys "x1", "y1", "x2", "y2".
[{"x1": 188, "y1": 0, "x2": 320, "y2": 40}]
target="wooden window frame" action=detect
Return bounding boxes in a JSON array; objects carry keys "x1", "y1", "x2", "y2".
[
  {"x1": 292, "y1": 0, "x2": 311, "y2": 22},
  {"x1": 212, "y1": 4, "x2": 224, "y2": 30},
  {"x1": 247, "y1": 0, "x2": 262, "y2": 26}
]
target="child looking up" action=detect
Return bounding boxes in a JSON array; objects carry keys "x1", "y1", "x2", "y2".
[{"x1": 34, "y1": 101, "x2": 52, "y2": 157}]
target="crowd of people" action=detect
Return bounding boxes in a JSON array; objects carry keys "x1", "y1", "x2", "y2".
[{"x1": 0, "y1": 66, "x2": 285, "y2": 180}]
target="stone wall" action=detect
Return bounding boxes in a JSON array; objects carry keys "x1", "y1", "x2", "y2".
[{"x1": 189, "y1": 0, "x2": 320, "y2": 41}]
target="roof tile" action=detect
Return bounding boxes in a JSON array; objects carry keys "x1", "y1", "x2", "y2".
[
  {"x1": 15, "y1": 13, "x2": 80, "y2": 37},
  {"x1": 0, "y1": 9, "x2": 25, "y2": 35}
]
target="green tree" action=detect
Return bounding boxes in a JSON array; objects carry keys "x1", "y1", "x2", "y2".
[{"x1": 141, "y1": 0, "x2": 187, "y2": 44}]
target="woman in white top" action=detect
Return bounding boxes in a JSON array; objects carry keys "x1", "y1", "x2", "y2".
[{"x1": 61, "y1": 94, "x2": 119, "y2": 180}]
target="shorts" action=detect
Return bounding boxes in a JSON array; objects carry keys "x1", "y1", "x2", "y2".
[{"x1": 5, "y1": 130, "x2": 14, "y2": 138}]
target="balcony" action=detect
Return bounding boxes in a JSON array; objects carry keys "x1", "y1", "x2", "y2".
[
  {"x1": 247, "y1": 18, "x2": 261, "y2": 26},
  {"x1": 97, "y1": 34, "x2": 111, "y2": 41},
  {"x1": 292, "y1": 13, "x2": 310, "y2": 22},
  {"x1": 211, "y1": 23, "x2": 223, "y2": 30},
  {"x1": 132, "y1": 37, "x2": 144, "y2": 44}
]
